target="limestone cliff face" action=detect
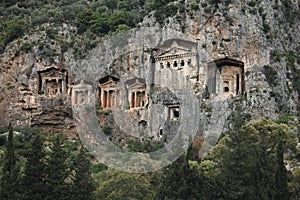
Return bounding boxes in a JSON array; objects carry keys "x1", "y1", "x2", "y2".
[{"x1": 0, "y1": 0, "x2": 299, "y2": 138}]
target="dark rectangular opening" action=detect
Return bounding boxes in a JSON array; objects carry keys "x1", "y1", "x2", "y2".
[
  {"x1": 131, "y1": 92, "x2": 135, "y2": 108},
  {"x1": 167, "y1": 62, "x2": 170, "y2": 68},
  {"x1": 236, "y1": 74, "x2": 240, "y2": 95}
]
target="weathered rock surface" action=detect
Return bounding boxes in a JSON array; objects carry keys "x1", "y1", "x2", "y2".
[{"x1": 0, "y1": 0, "x2": 299, "y2": 140}]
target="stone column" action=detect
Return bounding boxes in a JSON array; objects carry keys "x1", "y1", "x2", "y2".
[
  {"x1": 87, "y1": 89, "x2": 91, "y2": 104},
  {"x1": 101, "y1": 90, "x2": 106, "y2": 109},
  {"x1": 108, "y1": 90, "x2": 112, "y2": 108},
  {"x1": 135, "y1": 91, "x2": 138, "y2": 108},
  {"x1": 111, "y1": 90, "x2": 114, "y2": 108},
  {"x1": 42, "y1": 78, "x2": 45, "y2": 93},
  {"x1": 45, "y1": 79, "x2": 48, "y2": 95},
  {"x1": 107, "y1": 90, "x2": 111, "y2": 108},
  {"x1": 216, "y1": 75, "x2": 220, "y2": 95},
  {"x1": 106, "y1": 91, "x2": 109, "y2": 108},
  {"x1": 143, "y1": 91, "x2": 146, "y2": 106},
  {"x1": 104, "y1": 90, "x2": 108, "y2": 108},
  {"x1": 71, "y1": 90, "x2": 76, "y2": 105},
  {"x1": 63, "y1": 73, "x2": 66, "y2": 94},
  {"x1": 62, "y1": 80, "x2": 65, "y2": 94}
]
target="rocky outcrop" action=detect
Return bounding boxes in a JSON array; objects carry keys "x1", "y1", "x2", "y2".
[{"x1": 0, "y1": 0, "x2": 299, "y2": 139}]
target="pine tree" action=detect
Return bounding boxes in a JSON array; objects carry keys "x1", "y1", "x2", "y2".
[
  {"x1": 22, "y1": 134, "x2": 47, "y2": 200},
  {"x1": 275, "y1": 135, "x2": 289, "y2": 200},
  {"x1": 157, "y1": 154, "x2": 203, "y2": 200},
  {"x1": 0, "y1": 124, "x2": 21, "y2": 200},
  {"x1": 213, "y1": 107, "x2": 252, "y2": 199},
  {"x1": 72, "y1": 146, "x2": 95, "y2": 200},
  {"x1": 45, "y1": 135, "x2": 71, "y2": 200},
  {"x1": 204, "y1": 118, "x2": 291, "y2": 200}
]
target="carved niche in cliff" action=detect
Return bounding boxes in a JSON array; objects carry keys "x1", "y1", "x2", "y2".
[
  {"x1": 207, "y1": 58, "x2": 245, "y2": 98},
  {"x1": 71, "y1": 80, "x2": 93, "y2": 105},
  {"x1": 153, "y1": 39, "x2": 199, "y2": 83},
  {"x1": 18, "y1": 83, "x2": 38, "y2": 110},
  {"x1": 98, "y1": 76, "x2": 120, "y2": 109},
  {"x1": 126, "y1": 78, "x2": 147, "y2": 109},
  {"x1": 38, "y1": 68, "x2": 68, "y2": 97},
  {"x1": 166, "y1": 104, "x2": 180, "y2": 121}
]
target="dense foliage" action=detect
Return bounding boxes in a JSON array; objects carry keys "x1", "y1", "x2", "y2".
[
  {"x1": 0, "y1": 115, "x2": 299, "y2": 199},
  {"x1": 0, "y1": 129, "x2": 95, "y2": 200},
  {"x1": 0, "y1": 124, "x2": 21, "y2": 200},
  {"x1": 0, "y1": 0, "x2": 299, "y2": 58},
  {"x1": 0, "y1": 0, "x2": 184, "y2": 53}
]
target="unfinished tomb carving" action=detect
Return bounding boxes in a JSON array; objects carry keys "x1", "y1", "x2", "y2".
[
  {"x1": 98, "y1": 76, "x2": 120, "y2": 109},
  {"x1": 207, "y1": 58, "x2": 245, "y2": 98},
  {"x1": 126, "y1": 78, "x2": 147, "y2": 108},
  {"x1": 38, "y1": 68, "x2": 68, "y2": 97},
  {"x1": 71, "y1": 80, "x2": 93, "y2": 105}
]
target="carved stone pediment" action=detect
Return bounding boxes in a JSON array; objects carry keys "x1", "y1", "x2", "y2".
[
  {"x1": 73, "y1": 80, "x2": 93, "y2": 91},
  {"x1": 99, "y1": 76, "x2": 119, "y2": 89},
  {"x1": 126, "y1": 78, "x2": 146, "y2": 89},
  {"x1": 100, "y1": 81, "x2": 116, "y2": 88},
  {"x1": 154, "y1": 39, "x2": 198, "y2": 61},
  {"x1": 208, "y1": 57, "x2": 244, "y2": 68},
  {"x1": 128, "y1": 83, "x2": 146, "y2": 90},
  {"x1": 42, "y1": 69, "x2": 63, "y2": 77},
  {"x1": 157, "y1": 38, "x2": 197, "y2": 50},
  {"x1": 158, "y1": 47, "x2": 194, "y2": 57}
]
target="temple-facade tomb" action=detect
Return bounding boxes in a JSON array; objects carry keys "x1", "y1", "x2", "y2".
[
  {"x1": 153, "y1": 39, "x2": 199, "y2": 84},
  {"x1": 98, "y1": 76, "x2": 120, "y2": 109},
  {"x1": 206, "y1": 58, "x2": 245, "y2": 98},
  {"x1": 38, "y1": 68, "x2": 68, "y2": 97},
  {"x1": 126, "y1": 78, "x2": 147, "y2": 109}
]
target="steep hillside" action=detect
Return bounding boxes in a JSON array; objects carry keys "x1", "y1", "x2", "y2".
[
  {"x1": 0, "y1": 0, "x2": 299, "y2": 137},
  {"x1": 0, "y1": 1, "x2": 300, "y2": 199}
]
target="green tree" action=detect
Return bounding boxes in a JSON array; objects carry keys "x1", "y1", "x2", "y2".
[
  {"x1": 112, "y1": 24, "x2": 130, "y2": 35},
  {"x1": 95, "y1": 171, "x2": 155, "y2": 199},
  {"x1": 72, "y1": 146, "x2": 95, "y2": 200},
  {"x1": 109, "y1": 11, "x2": 134, "y2": 32},
  {"x1": 0, "y1": 124, "x2": 21, "y2": 200},
  {"x1": 201, "y1": 118, "x2": 295, "y2": 200},
  {"x1": 118, "y1": 0, "x2": 141, "y2": 11},
  {"x1": 45, "y1": 135, "x2": 71, "y2": 200},
  {"x1": 76, "y1": 9, "x2": 94, "y2": 34},
  {"x1": 289, "y1": 168, "x2": 300, "y2": 200},
  {"x1": 152, "y1": 0, "x2": 175, "y2": 9},
  {"x1": 4, "y1": 20, "x2": 27, "y2": 44},
  {"x1": 190, "y1": 159, "x2": 221, "y2": 200},
  {"x1": 91, "y1": 13, "x2": 110, "y2": 35},
  {"x1": 103, "y1": 0, "x2": 118, "y2": 14},
  {"x1": 22, "y1": 134, "x2": 47, "y2": 200},
  {"x1": 275, "y1": 137, "x2": 289, "y2": 200},
  {"x1": 156, "y1": 154, "x2": 203, "y2": 200},
  {"x1": 1, "y1": 0, "x2": 18, "y2": 8}
]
